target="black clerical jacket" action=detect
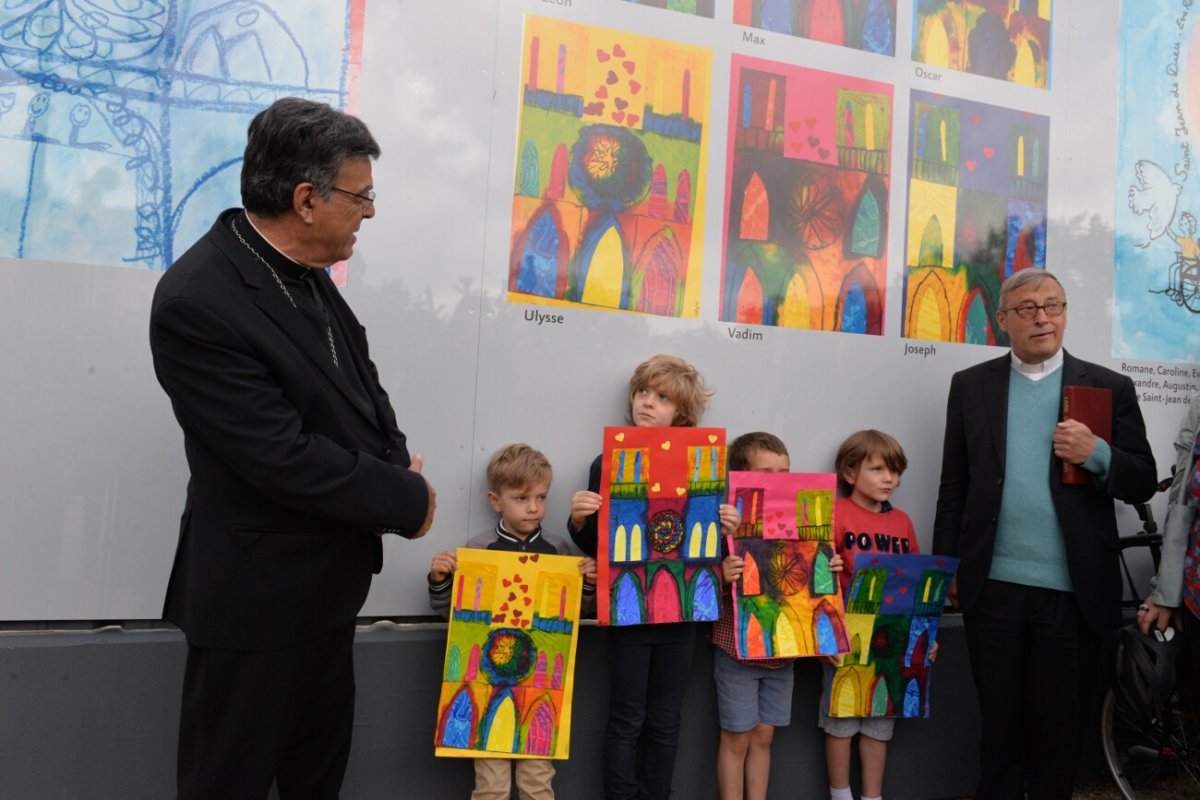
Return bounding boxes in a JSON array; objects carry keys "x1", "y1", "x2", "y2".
[
  {"x1": 150, "y1": 209, "x2": 428, "y2": 651},
  {"x1": 933, "y1": 351, "x2": 1157, "y2": 632}
]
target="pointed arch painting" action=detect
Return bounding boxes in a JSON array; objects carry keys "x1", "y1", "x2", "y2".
[
  {"x1": 826, "y1": 553, "x2": 958, "y2": 718},
  {"x1": 0, "y1": 0, "x2": 365, "y2": 283},
  {"x1": 598, "y1": 426, "x2": 726, "y2": 625},
  {"x1": 622, "y1": 0, "x2": 716, "y2": 17},
  {"x1": 436, "y1": 549, "x2": 584, "y2": 759},
  {"x1": 508, "y1": 16, "x2": 711, "y2": 317},
  {"x1": 721, "y1": 55, "x2": 893, "y2": 333},
  {"x1": 733, "y1": 0, "x2": 897, "y2": 55},
  {"x1": 902, "y1": 90, "x2": 1049, "y2": 345},
  {"x1": 727, "y1": 471, "x2": 848, "y2": 659},
  {"x1": 911, "y1": 1, "x2": 1052, "y2": 89}
]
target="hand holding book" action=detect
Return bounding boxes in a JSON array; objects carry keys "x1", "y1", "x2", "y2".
[{"x1": 1058, "y1": 386, "x2": 1112, "y2": 485}]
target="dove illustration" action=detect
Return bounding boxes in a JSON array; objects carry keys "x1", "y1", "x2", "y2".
[{"x1": 1129, "y1": 159, "x2": 1182, "y2": 246}]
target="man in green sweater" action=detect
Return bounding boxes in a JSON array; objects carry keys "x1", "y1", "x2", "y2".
[{"x1": 933, "y1": 270, "x2": 1157, "y2": 800}]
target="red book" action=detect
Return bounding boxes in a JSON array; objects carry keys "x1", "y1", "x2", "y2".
[{"x1": 1061, "y1": 386, "x2": 1112, "y2": 485}]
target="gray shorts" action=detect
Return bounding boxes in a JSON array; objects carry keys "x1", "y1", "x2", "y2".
[
  {"x1": 817, "y1": 664, "x2": 895, "y2": 741},
  {"x1": 713, "y1": 648, "x2": 794, "y2": 732}
]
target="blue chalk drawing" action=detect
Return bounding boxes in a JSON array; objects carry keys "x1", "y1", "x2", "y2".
[{"x1": 0, "y1": 0, "x2": 359, "y2": 270}]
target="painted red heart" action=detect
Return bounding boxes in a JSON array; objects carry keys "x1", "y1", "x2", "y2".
[
  {"x1": 613, "y1": 43, "x2": 626, "y2": 57},
  {"x1": 607, "y1": 70, "x2": 618, "y2": 85},
  {"x1": 790, "y1": 138, "x2": 804, "y2": 152},
  {"x1": 520, "y1": 619, "x2": 530, "y2": 628},
  {"x1": 596, "y1": 49, "x2": 610, "y2": 62},
  {"x1": 614, "y1": 97, "x2": 628, "y2": 110},
  {"x1": 518, "y1": 556, "x2": 528, "y2": 564},
  {"x1": 898, "y1": 586, "x2": 908, "y2": 594},
  {"x1": 513, "y1": 610, "x2": 523, "y2": 618},
  {"x1": 523, "y1": 597, "x2": 532, "y2": 606},
  {"x1": 584, "y1": 101, "x2": 605, "y2": 115},
  {"x1": 623, "y1": 60, "x2": 635, "y2": 74},
  {"x1": 805, "y1": 116, "x2": 817, "y2": 128},
  {"x1": 965, "y1": 160, "x2": 977, "y2": 171},
  {"x1": 628, "y1": 80, "x2": 641, "y2": 94},
  {"x1": 492, "y1": 614, "x2": 506, "y2": 622},
  {"x1": 626, "y1": 114, "x2": 639, "y2": 126},
  {"x1": 500, "y1": 602, "x2": 509, "y2": 611},
  {"x1": 508, "y1": 591, "x2": 517, "y2": 601},
  {"x1": 502, "y1": 578, "x2": 512, "y2": 586},
  {"x1": 612, "y1": 111, "x2": 625, "y2": 123},
  {"x1": 788, "y1": 121, "x2": 802, "y2": 131},
  {"x1": 807, "y1": 135, "x2": 819, "y2": 147},
  {"x1": 884, "y1": 596, "x2": 894, "y2": 604},
  {"x1": 520, "y1": 584, "x2": 529, "y2": 593},
  {"x1": 895, "y1": 568, "x2": 905, "y2": 576},
  {"x1": 528, "y1": 555, "x2": 539, "y2": 562},
  {"x1": 514, "y1": 574, "x2": 523, "y2": 581},
  {"x1": 983, "y1": 146, "x2": 995, "y2": 159},
  {"x1": 971, "y1": 113, "x2": 982, "y2": 124},
  {"x1": 818, "y1": 148, "x2": 830, "y2": 159},
  {"x1": 595, "y1": 85, "x2": 608, "y2": 99}
]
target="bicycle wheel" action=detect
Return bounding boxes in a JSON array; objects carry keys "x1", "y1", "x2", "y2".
[{"x1": 1101, "y1": 686, "x2": 1200, "y2": 798}]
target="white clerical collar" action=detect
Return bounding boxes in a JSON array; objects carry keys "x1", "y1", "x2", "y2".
[
  {"x1": 1010, "y1": 348, "x2": 1063, "y2": 381},
  {"x1": 244, "y1": 213, "x2": 307, "y2": 268}
]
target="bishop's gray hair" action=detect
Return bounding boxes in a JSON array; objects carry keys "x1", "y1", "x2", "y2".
[
  {"x1": 998, "y1": 269, "x2": 1064, "y2": 309},
  {"x1": 241, "y1": 98, "x2": 380, "y2": 217}
]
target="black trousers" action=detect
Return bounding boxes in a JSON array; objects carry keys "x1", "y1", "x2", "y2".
[
  {"x1": 963, "y1": 580, "x2": 1102, "y2": 800},
  {"x1": 176, "y1": 622, "x2": 357, "y2": 800},
  {"x1": 603, "y1": 623, "x2": 696, "y2": 800}
]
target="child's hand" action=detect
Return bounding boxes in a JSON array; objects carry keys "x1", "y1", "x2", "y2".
[
  {"x1": 721, "y1": 554, "x2": 744, "y2": 584},
  {"x1": 569, "y1": 491, "x2": 603, "y2": 531},
  {"x1": 820, "y1": 654, "x2": 842, "y2": 668},
  {"x1": 429, "y1": 551, "x2": 457, "y2": 582},
  {"x1": 928, "y1": 641, "x2": 940, "y2": 663},
  {"x1": 578, "y1": 557, "x2": 597, "y2": 586},
  {"x1": 829, "y1": 553, "x2": 845, "y2": 573},
  {"x1": 718, "y1": 503, "x2": 741, "y2": 535}
]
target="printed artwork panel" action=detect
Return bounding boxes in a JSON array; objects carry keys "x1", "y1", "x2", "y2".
[
  {"x1": 0, "y1": 0, "x2": 365, "y2": 283},
  {"x1": 508, "y1": 16, "x2": 712, "y2": 318},
  {"x1": 901, "y1": 90, "x2": 1049, "y2": 345},
  {"x1": 1114, "y1": 2, "x2": 1200, "y2": 362},
  {"x1": 621, "y1": 0, "x2": 716, "y2": 18},
  {"x1": 911, "y1": 1, "x2": 1053, "y2": 89},
  {"x1": 721, "y1": 56, "x2": 894, "y2": 334},
  {"x1": 597, "y1": 426, "x2": 726, "y2": 625},
  {"x1": 435, "y1": 549, "x2": 584, "y2": 759},
  {"x1": 727, "y1": 471, "x2": 847, "y2": 659},
  {"x1": 826, "y1": 552, "x2": 958, "y2": 718},
  {"x1": 733, "y1": 0, "x2": 897, "y2": 56}
]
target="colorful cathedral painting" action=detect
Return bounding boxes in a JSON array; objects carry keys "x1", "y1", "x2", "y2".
[
  {"x1": 912, "y1": 0, "x2": 1053, "y2": 89},
  {"x1": 622, "y1": 0, "x2": 716, "y2": 17},
  {"x1": 733, "y1": 0, "x2": 897, "y2": 55},
  {"x1": 721, "y1": 55, "x2": 893, "y2": 333},
  {"x1": 826, "y1": 553, "x2": 958, "y2": 718},
  {"x1": 508, "y1": 16, "x2": 711, "y2": 318},
  {"x1": 597, "y1": 427, "x2": 726, "y2": 625},
  {"x1": 435, "y1": 549, "x2": 585, "y2": 759},
  {"x1": 901, "y1": 90, "x2": 1049, "y2": 345},
  {"x1": 727, "y1": 471, "x2": 849, "y2": 659}
]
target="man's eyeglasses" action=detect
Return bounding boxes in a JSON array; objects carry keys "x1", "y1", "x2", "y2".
[
  {"x1": 330, "y1": 186, "x2": 376, "y2": 206},
  {"x1": 999, "y1": 300, "x2": 1067, "y2": 319}
]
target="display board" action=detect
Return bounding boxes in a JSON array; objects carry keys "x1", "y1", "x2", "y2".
[{"x1": 0, "y1": 0, "x2": 1188, "y2": 621}]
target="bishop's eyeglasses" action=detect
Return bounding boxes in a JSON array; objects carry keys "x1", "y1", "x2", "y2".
[
  {"x1": 999, "y1": 300, "x2": 1067, "y2": 319},
  {"x1": 330, "y1": 186, "x2": 376, "y2": 207}
]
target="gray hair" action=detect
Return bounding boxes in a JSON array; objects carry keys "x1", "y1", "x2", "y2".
[
  {"x1": 998, "y1": 269, "x2": 1064, "y2": 309},
  {"x1": 241, "y1": 98, "x2": 381, "y2": 217}
]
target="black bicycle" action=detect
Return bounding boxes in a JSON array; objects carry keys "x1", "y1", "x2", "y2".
[{"x1": 1100, "y1": 497, "x2": 1200, "y2": 799}]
